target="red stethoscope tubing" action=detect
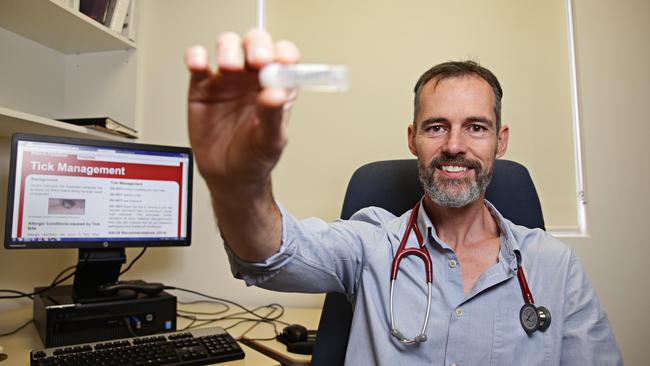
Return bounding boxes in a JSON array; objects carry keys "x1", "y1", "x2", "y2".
[
  {"x1": 390, "y1": 201, "x2": 432, "y2": 283},
  {"x1": 389, "y1": 200, "x2": 541, "y2": 343},
  {"x1": 516, "y1": 262, "x2": 535, "y2": 304}
]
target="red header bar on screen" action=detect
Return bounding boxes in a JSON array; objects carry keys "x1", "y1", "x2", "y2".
[{"x1": 16, "y1": 152, "x2": 185, "y2": 238}]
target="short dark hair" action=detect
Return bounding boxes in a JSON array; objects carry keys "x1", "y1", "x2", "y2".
[{"x1": 413, "y1": 60, "x2": 503, "y2": 132}]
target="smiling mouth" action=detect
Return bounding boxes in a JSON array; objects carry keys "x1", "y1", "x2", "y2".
[{"x1": 440, "y1": 165, "x2": 468, "y2": 173}]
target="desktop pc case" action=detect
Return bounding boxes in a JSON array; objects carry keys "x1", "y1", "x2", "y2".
[{"x1": 33, "y1": 285, "x2": 177, "y2": 348}]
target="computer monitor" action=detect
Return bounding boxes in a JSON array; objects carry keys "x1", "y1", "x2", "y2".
[{"x1": 4, "y1": 133, "x2": 192, "y2": 299}]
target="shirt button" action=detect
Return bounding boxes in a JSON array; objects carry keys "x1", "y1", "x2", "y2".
[
  {"x1": 456, "y1": 308, "x2": 464, "y2": 317},
  {"x1": 448, "y1": 259, "x2": 457, "y2": 268}
]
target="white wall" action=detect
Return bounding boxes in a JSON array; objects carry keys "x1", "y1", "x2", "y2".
[
  {"x1": 564, "y1": 0, "x2": 649, "y2": 363},
  {"x1": 266, "y1": 0, "x2": 580, "y2": 232},
  {"x1": 0, "y1": 0, "x2": 646, "y2": 364},
  {"x1": 131, "y1": 1, "x2": 649, "y2": 363}
]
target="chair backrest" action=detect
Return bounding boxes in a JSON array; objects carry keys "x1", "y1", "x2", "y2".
[{"x1": 311, "y1": 159, "x2": 545, "y2": 366}]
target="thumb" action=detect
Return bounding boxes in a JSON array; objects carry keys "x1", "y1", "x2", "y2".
[{"x1": 254, "y1": 88, "x2": 295, "y2": 159}]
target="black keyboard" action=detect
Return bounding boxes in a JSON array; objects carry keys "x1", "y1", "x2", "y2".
[{"x1": 30, "y1": 326, "x2": 245, "y2": 366}]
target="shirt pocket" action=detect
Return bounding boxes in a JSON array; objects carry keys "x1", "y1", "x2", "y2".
[{"x1": 491, "y1": 300, "x2": 551, "y2": 365}]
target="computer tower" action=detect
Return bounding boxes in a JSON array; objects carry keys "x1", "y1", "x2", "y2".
[{"x1": 33, "y1": 285, "x2": 177, "y2": 347}]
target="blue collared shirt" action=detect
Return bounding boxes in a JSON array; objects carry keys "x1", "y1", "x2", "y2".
[{"x1": 226, "y1": 201, "x2": 622, "y2": 365}]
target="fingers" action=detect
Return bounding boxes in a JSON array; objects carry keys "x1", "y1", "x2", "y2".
[
  {"x1": 240, "y1": 29, "x2": 301, "y2": 69},
  {"x1": 243, "y1": 29, "x2": 274, "y2": 69},
  {"x1": 184, "y1": 46, "x2": 212, "y2": 84},
  {"x1": 275, "y1": 40, "x2": 300, "y2": 64},
  {"x1": 197, "y1": 28, "x2": 299, "y2": 75},
  {"x1": 216, "y1": 32, "x2": 245, "y2": 71}
]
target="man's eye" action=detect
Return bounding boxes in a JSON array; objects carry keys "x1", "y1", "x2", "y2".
[
  {"x1": 427, "y1": 125, "x2": 445, "y2": 133},
  {"x1": 468, "y1": 124, "x2": 489, "y2": 135}
]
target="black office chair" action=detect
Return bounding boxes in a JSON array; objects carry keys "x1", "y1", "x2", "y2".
[{"x1": 310, "y1": 159, "x2": 545, "y2": 365}]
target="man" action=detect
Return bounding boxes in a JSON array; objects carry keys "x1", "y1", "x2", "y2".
[{"x1": 184, "y1": 29, "x2": 622, "y2": 365}]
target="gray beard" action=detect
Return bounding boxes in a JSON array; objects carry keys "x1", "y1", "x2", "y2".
[{"x1": 418, "y1": 157, "x2": 493, "y2": 208}]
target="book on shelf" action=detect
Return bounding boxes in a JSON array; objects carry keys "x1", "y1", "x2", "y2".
[
  {"x1": 58, "y1": 117, "x2": 138, "y2": 139},
  {"x1": 79, "y1": 0, "x2": 110, "y2": 24},
  {"x1": 104, "y1": 0, "x2": 130, "y2": 33}
]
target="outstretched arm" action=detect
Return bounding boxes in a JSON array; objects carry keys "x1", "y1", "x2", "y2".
[{"x1": 184, "y1": 29, "x2": 299, "y2": 262}]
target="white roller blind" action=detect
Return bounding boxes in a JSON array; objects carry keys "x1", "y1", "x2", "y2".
[{"x1": 268, "y1": 0, "x2": 582, "y2": 233}]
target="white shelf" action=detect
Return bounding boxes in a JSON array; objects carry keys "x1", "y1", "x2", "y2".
[
  {"x1": 0, "y1": 0, "x2": 135, "y2": 54},
  {"x1": 0, "y1": 106, "x2": 132, "y2": 141}
]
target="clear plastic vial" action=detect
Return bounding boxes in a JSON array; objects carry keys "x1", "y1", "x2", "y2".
[{"x1": 259, "y1": 63, "x2": 349, "y2": 92}]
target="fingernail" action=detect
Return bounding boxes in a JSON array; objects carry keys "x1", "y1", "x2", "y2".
[
  {"x1": 251, "y1": 46, "x2": 272, "y2": 61},
  {"x1": 221, "y1": 50, "x2": 239, "y2": 65},
  {"x1": 189, "y1": 47, "x2": 206, "y2": 67}
]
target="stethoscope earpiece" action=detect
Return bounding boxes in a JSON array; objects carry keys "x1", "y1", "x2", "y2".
[{"x1": 414, "y1": 334, "x2": 428, "y2": 343}]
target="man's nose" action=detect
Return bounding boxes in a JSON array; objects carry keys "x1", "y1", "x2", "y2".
[{"x1": 441, "y1": 129, "x2": 467, "y2": 155}]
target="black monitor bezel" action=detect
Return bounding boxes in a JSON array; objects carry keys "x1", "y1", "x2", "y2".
[{"x1": 4, "y1": 133, "x2": 193, "y2": 249}]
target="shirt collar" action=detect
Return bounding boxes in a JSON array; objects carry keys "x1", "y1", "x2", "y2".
[{"x1": 415, "y1": 198, "x2": 519, "y2": 272}]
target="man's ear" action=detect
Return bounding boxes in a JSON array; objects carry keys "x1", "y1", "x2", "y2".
[
  {"x1": 495, "y1": 124, "x2": 509, "y2": 159},
  {"x1": 408, "y1": 124, "x2": 418, "y2": 156}
]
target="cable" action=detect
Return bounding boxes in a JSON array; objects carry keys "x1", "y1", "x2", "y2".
[
  {"x1": 0, "y1": 247, "x2": 148, "y2": 300},
  {"x1": 167, "y1": 286, "x2": 286, "y2": 322},
  {"x1": 120, "y1": 247, "x2": 148, "y2": 276},
  {"x1": 177, "y1": 300, "x2": 230, "y2": 316},
  {"x1": 1, "y1": 248, "x2": 149, "y2": 339},
  {"x1": 170, "y1": 286, "x2": 289, "y2": 339},
  {"x1": 0, "y1": 319, "x2": 33, "y2": 337},
  {"x1": 235, "y1": 305, "x2": 287, "y2": 341},
  {"x1": 178, "y1": 305, "x2": 287, "y2": 326},
  {"x1": 178, "y1": 314, "x2": 199, "y2": 330},
  {"x1": 0, "y1": 250, "x2": 90, "y2": 300},
  {"x1": 0, "y1": 289, "x2": 32, "y2": 299},
  {"x1": 178, "y1": 304, "x2": 287, "y2": 330},
  {"x1": 50, "y1": 265, "x2": 76, "y2": 285},
  {"x1": 236, "y1": 317, "x2": 290, "y2": 341},
  {"x1": 0, "y1": 270, "x2": 76, "y2": 299}
]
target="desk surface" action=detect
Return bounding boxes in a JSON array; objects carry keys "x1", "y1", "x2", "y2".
[{"x1": 0, "y1": 302, "x2": 321, "y2": 366}]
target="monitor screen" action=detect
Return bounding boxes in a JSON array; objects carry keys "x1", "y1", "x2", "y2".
[{"x1": 4, "y1": 133, "x2": 193, "y2": 249}]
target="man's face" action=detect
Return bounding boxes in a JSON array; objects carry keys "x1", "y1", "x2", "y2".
[{"x1": 408, "y1": 75, "x2": 509, "y2": 208}]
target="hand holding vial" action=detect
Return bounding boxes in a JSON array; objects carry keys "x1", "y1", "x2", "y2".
[
  {"x1": 184, "y1": 29, "x2": 348, "y2": 192},
  {"x1": 185, "y1": 28, "x2": 340, "y2": 261},
  {"x1": 184, "y1": 29, "x2": 300, "y2": 190}
]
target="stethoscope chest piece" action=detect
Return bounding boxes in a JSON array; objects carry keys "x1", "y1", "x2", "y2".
[
  {"x1": 514, "y1": 251, "x2": 552, "y2": 335},
  {"x1": 519, "y1": 303, "x2": 552, "y2": 335},
  {"x1": 389, "y1": 200, "x2": 553, "y2": 343}
]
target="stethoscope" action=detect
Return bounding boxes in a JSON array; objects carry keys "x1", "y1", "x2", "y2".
[{"x1": 389, "y1": 200, "x2": 552, "y2": 344}]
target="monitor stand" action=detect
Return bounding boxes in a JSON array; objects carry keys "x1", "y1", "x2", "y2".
[{"x1": 71, "y1": 248, "x2": 127, "y2": 303}]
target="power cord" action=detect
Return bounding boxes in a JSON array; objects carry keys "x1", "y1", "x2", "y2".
[
  {"x1": 120, "y1": 247, "x2": 148, "y2": 275},
  {"x1": 0, "y1": 247, "x2": 147, "y2": 300},
  {"x1": 0, "y1": 270, "x2": 76, "y2": 300},
  {"x1": 50, "y1": 265, "x2": 76, "y2": 286},
  {"x1": 0, "y1": 247, "x2": 148, "y2": 337},
  {"x1": 168, "y1": 286, "x2": 289, "y2": 340},
  {"x1": 0, "y1": 319, "x2": 33, "y2": 337}
]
